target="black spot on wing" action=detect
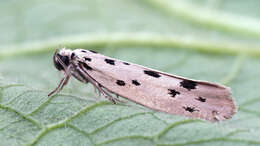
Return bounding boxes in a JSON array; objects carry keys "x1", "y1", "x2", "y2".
[
  {"x1": 144, "y1": 70, "x2": 161, "y2": 78},
  {"x1": 90, "y1": 50, "x2": 98, "y2": 53},
  {"x1": 180, "y1": 80, "x2": 197, "y2": 91},
  {"x1": 105, "y1": 59, "x2": 115, "y2": 65},
  {"x1": 132, "y1": 80, "x2": 141, "y2": 86},
  {"x1": 116, "y1": 80, "x2": 125, "y2": 86},
  {"x1": 123, "y1": 62, "x2": 130, "y2": 65},
  {"x1": 196, "y1": 97, "x2": 206, "y2": 102},
  {"x1": 183, "y1": 106, "x2": 198, "y2": 113},
  {"x1": 84, "y1": 57, "x2": 92, "y2": 62},
  {"x1": 82, "y1": 63, "x2": 92, "y2": 70},
  {"x1": 71, "y1": 53, "x2": 75, "y2": 59},
  {"x1": 81, "y1": 50, "x2": 87, "y2": 53},
  {"x1": 168, "y1": 89, "x2": 180, "y2": 97},
  {"x1": 76, "y1": 67, "x2": 90, "y2": 83}
]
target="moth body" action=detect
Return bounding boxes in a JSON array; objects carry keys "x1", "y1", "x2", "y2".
[{"x1": 50, "y1": 48, "x2": 237, "y2": 122}]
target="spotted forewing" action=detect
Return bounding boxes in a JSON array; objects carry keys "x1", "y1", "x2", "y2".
[{"x1": 50, "y1": 48, "x2": 237, "y2": 122}]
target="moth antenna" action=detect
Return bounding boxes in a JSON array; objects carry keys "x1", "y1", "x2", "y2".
[
  {"x1": 48, "y1": 76, "x2": 65, "y2": 96},
  {"x1": 93, "y1": 85, "x2": 98, "y2": 94},
  {"x1": 57, "y1": 72, "x2": 71, "y2": 93},
  {"x1": 57, "y1": 44, "x2": 65, "y2": 51}
]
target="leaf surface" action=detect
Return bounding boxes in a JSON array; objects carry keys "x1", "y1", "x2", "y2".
[{"x1": 0, "y1": 0, "x2": 260, "y2": 146}]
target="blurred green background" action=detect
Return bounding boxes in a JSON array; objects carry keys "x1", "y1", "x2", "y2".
[{"x1": 0, "y1": 0, "x2": 260, "y2": 146}]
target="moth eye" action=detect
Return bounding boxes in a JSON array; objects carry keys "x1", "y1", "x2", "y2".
[
  {"x1": 54, "y1": 59, "x2": 63, "y2": 71},
  {"x1": 60, "y1": 55, "x2": 70, "y2": 66},
  {"x1": 54, "y1": 54, "x2": 70, "y2": 70}
]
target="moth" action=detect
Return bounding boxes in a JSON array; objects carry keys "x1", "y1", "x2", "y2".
[{"x1": 49, "y1": 48, "x2": 237, "y2": 122}]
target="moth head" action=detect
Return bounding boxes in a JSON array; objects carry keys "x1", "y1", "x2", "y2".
[{"x1": 53, "y1": 48, "x2": 73, "y2": 71}]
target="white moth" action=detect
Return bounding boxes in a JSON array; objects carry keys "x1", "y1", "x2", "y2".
[{"x1": 49, "y1": 48, "x2": 237, "y2": 122}]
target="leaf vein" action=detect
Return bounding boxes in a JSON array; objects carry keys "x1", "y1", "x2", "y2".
[{"x1": 89, "y1": 112, "x2": 153, "y2": 135}]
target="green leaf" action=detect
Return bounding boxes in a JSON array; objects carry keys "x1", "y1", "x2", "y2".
[{"x1": 0, "y1": 0, "x2": 260, "y2": 146}]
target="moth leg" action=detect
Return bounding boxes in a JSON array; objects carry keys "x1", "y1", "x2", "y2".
[
  {"x1": 97, "y1": 84, "x2": 122, "y2": 104},
  {"x1": 87, "y1": 78, "x2": 119, "y2": 104},
  {"x1": 95, "y1": 87, "x2": 101, "y2": 97},
  {"x1": 98, "y1": 86, "x2": 124, "y2": 102},
  {"x1": 93, "y1": 85, "x2": 99, "y2": 95},
  {"x1": 48, "y1": 75, "x2": 66, "y2": 96},
  {"x1": 72, "y1": 72, "x2": 89, "y2": 84},
  {"x1": 76, "y1": 64, "x2": 121, "y2": 104},
  {"x1": 57, "y1": 74, "x2": 71, "y2": 93},
  {"x1": 48, "y1": 66, "x2": 72, "y2": 96}
]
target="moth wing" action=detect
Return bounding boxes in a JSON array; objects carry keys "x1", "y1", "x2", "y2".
[{"x1": 76, "y1": 50, "x2": 236, "y2": 122}]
